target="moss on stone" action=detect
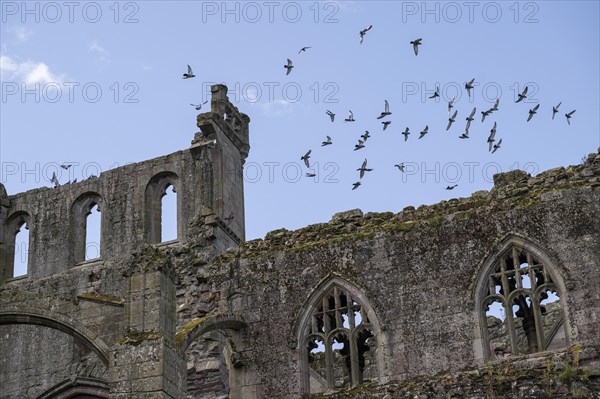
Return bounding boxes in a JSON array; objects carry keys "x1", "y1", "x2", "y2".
[
  {"x1": 118, "y1": 329, "x2": 163, "y2": 346},
  {"x1": 175, "y1": 314, "x2": 216, "y2": 347}
]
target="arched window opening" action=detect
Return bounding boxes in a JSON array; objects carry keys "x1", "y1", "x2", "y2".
[
  {"x1": 1, "y1": 212, "x2": 31, "y2": 281},
  {"x1": 161, "y1": 184, "x2": 177, "y2": 242},
  {"x1": 301, "y1": 285, "x2": 379, "y2": 394},
  {"x1": 481, "y1": 246, "x2": 567, "y2": 360},
  {"x1": 85, "y1": 203, "x2": 101, "y2": 261},
  {"x1": 71, "y1": 193, "x2": 103, "y2": 264},
  {"x1": 144, "y1": 172, "x2": 180, "y2": 244},
  {"x1": 13, "y1": 221, "x2": 29, "y2": 277}
]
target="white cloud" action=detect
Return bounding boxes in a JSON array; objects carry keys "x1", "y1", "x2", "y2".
[
  {"x1": 0, "y1": 54, "x2": 64, "y2": 85},
  {"x1": 255, "y1": 99, "x2": 294, "y2": 116},
  {"x1": 89, "y1": 40, "x2": 110, "y2": 66},
  {"x1": 8, "y1": 26, "x2": 33, "y2": 42}
]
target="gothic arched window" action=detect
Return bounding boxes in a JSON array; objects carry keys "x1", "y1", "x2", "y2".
[
  {"x1": 71, "y1": 193, "x2": 103, "y2": 264},
  {"x1": 479, "y1": 244, "x2": 568, "y2": 361},
  {"x1": 1, "y1": 212, "x2": 31, "y2": 281},
  {"x1": 144, "y1": 172, "x2": 180, "y2": 243},
  {"x1": 298, "y1": 279, "x2": 383, "y2": 394}
]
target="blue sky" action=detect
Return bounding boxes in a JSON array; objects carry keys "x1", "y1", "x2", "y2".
[{"x1": 1, "y1": 0, "x2": 599, "y2": 243}]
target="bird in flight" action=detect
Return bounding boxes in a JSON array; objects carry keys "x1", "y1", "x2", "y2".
[
  {"x1": 357, "y1": 159, "x2": 373, "y2": 179},
  {"x1": 527, "y1": 104, "x2": 540, "y2": 122},
  {"x1": 481, "y1": 109, "x2": 492, "y2": 123},
  {"x1": 301, "y1": 150, "x2": 311, "y2": 168},
  {"x1": 418, "y1": 125, "x2": 429, "y2": 139},
  {"x1": 284, "y1": 59, "x2": 294, "y2": 75},
  {"x1": 402, "y1": 127, "x2": 410, "y2": 141},
  {"x1": 361, "y1": 131, "x2": 370, "y2": 141},
  {"x1": 183, "y1": 65, "x2": 195, "y2": 79},
  {"x1": 394, "y1": 163, "x2": 405, "y2": 172},
  {"x1": 306, "y1": 173, "x2": 316, "y2": 178},
  {"x1": 60, "y1": 164, "x2": 72, "y2": 170},
  {"x1": 459, "y1": 129, "x2": 470, "y2": 139},
  {"x1": 487, "y1": 122, "x2": 497, "y2": 152},
  {"x1": 552, "y1": 102, "x2": 562, "y2": 119},
  {"x1": 298, "y1": 46, "x2": 311, "y2": 54},
  {"x1": 321, "y1": 136, "x2": 332, "y2": 146},
  {"x1": 354, "y1": 139, "x2": 366, "y2": 151},
  {"x1": 491, "y1": 98, "x2": 500, "y2": 112},
  {"x1": 352, "y1": 181, "x2": 362, "y2": 190},
  {"x1": 326, "y1": 110, "x2": 335, "y2": 122},
  {"x1": 516, "y1": 86, "x2": 528, "y2": 103},
  {"x1": 190, "y1": 100, "x2": 208, "y2": 110},
  {"x1": 565, "y1": 110, "x2": 576, "y2": 125},
  {"x1": 429, "y1": 86, "x2": 440, "y2": 99},
  {"x1": 446, "y1": 184, "x2": 458, "y2": 190},
  {"x1": 466, "y1": 107, "x2": 476, "y2": 130},
  {"x1": 224, "y1": 213, "x2": 235, "y2": 223},
  {"x1": 410, "y1": 38, "x2": 422, "y2": 55},
  {"x1": 448, "y1": 97, "x2": 456, "y2": 116},
  {"x1": 382, "y1": 121, "x2": 392, "y2": 131},
  {"x1": 491, "y1": 138, "x2": 503, "y2": 154},
  {"x1": 447, "y1": 110, "x2": 458, "y2": 131},
  {"x1": 359, "y1": 25, "x2": 373, "y2": 44},
  {"x1": 345, "y1": 110, "x2": 355, "y2": 122},
  {"x1": 465, "y1": 78, "x2": 475, "y2": 98},
  {"x1": 377, "y1": 100, "x2": 391, "y2": 119}
]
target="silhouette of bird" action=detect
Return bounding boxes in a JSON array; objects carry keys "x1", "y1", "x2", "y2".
[
  {"x1": 298, "y1": 46, "x2": 311, "y2": 54},
  {"x1": 446, "y1": 184, "x2": 458, "y2": 190},
  {"x1": 491, "y1": 98, "x2": 500, "y2": 112},
  {"x1": 447, "y1": 110, "x2": 458, "y2": 131},
  {"x1": 60, "y1": 164, "x2": 72, "y2": 170},
  {"x1": 345, "y1": 110, "x2": 355, "y2": 122},
  {"x1": 352, "y1": 181, "x2": 362, "y2": 190},
  {"x1": 377, "y1": 100, "x2": 391, "y2": 119},
  {"x1": 190, "y1": 101, "x2": 208, "y2": 110},
  {"x1": 359, "y1": 25, "x2": 373, "y2": 44},
  {"x1": 361, "y1": 131, "x2": 370, "y2": 141},
  {"x1": 394, "y1": 163, "x2": 405, "y2": 172},
  {"x1": 382, "y1": 121, "x2": 392, "y2": 131},
  {"x1": 410, "y1": 38, "x2": 422, "y2": 55},
  {"x1": 326, "y1": 110, "x2": 335, "y2": 122},
  {"x1": 354, "y1": 140, "x2": 365, "y2": 151},
  {"x1": 466, "y1": 107, "x2": 476, "y2": 130},
  {"x1": 429, "y1": 86, "x2": 439, "y2": 99},
  {"x1": 306, "y1": 173, "x2": 316, "y2": 177},
  {"x1": 465, "y1": 78, "x2": 475, "y2": 98},
  {"x1": 481, "y1": 110, "x2": 492, "y2": 123},
  {"x1": 487, "y1": 122, "x2": 497, "y2": 151},
  {"x1": 448, "y1": 97, "x2": 456, "y2": 115},
  {"x1": 224, "y1": 213, "x2": 235, "y2": 223},
  {"x1": 552, "y1": 102, "x2": 562, "y2": 119},
  {"x1": 284, "y1": 59, "x2": 294, "y2": 75},
  {"x1": 516, "y1": 86, "x2": 528, "y2": 103},
  {"x1": 491, "y1": 138, "x2": 502, "y2": 154},
  {"x1": 565, "y1": 110, "x2": 576, "y2": 125},
  {"x1": 527, "y1": 104, "x2": 540, "y2": 122},
  {"x1": 321, "y1": 136, "x2": 332, "y2": 146},
  {"x1": 459, "y1": 130, "x2": 470, "y2": 139},
  {"x1": 301, "y1": 150, "x2": 311, "y2": 168},
  {"x1": 419, "y1": 125, "x2": 429, "y2": 139},
  {"x1": 402, "y1": 127, "x2": 410, "y2": 141},
  {"x1": 357, "y1": 159, "x2": 373, "y2": 178},
  {"x1": 183, "y1": 65, "x2": 195, "y2": 79}
]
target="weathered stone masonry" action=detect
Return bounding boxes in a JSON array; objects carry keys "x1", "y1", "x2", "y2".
[{"x1": 1, "y1": 83, "x2": 599, "y2": 398}]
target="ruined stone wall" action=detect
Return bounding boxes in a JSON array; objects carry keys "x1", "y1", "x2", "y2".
[
  {"x1": 0, "y1": 84, "x2": 249, "y2": 399},
  {"x1": 195, "y1": 150, "x2": 600, "y2": 398}
]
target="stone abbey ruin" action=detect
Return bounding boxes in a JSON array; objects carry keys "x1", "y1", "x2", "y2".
[{"x1": 1, "y1": 84, "x2": 599, "y2": 398}]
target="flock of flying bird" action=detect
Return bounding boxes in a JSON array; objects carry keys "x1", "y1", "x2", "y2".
[
  {"x1": 179, "y1": 26, "x2": 577, "y2": 192},
  {"x1": 276, "y1": 26, "x2": 578, "y2": 191}
]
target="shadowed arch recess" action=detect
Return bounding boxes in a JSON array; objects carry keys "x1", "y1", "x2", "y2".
[{"x1": 0, "y1": 311, "x2": 110, "y2": 367}]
